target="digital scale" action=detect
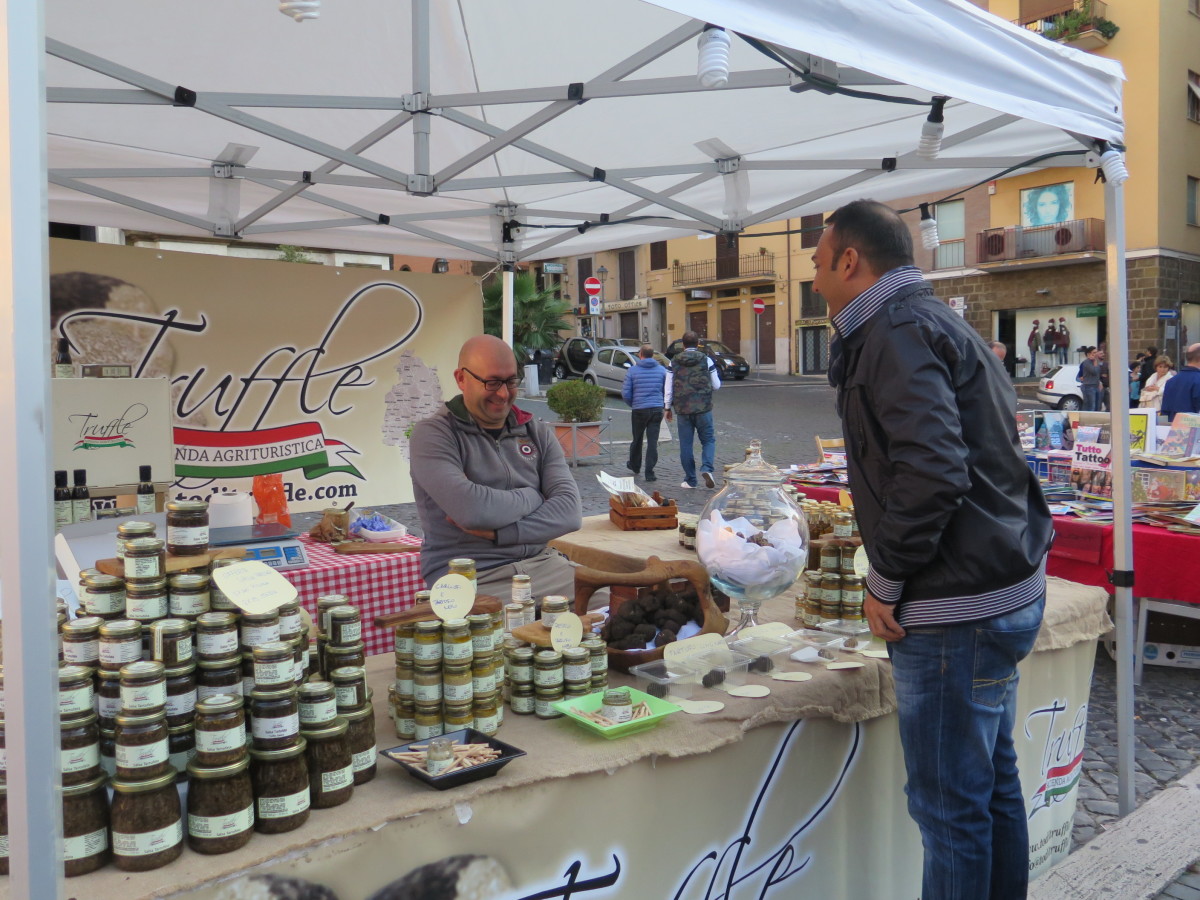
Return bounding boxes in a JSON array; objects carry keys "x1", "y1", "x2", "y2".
[{"x1": 209, "y1": 524, "x2": 309, "y2": 571}]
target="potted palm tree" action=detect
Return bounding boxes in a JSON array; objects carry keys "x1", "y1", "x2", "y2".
[{"x1": 545, "y1": 378, "x2": 606, "y2": 460}]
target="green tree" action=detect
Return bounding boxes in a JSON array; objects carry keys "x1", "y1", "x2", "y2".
[{"x1": 482, "y1": 272, "x2": 571, "y2": 361}]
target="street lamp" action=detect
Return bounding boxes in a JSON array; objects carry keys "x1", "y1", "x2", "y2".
[{"x1": 597, "y1": 265, "x2": 608, "y2": 340}]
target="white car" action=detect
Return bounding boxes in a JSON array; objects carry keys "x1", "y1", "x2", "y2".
[
  {"x1": 583, "y1": 345, "x2": 640, "y2": 395},
  {"x1": 1037, "y1": 364, "x2": 1083, "y2": 410}
]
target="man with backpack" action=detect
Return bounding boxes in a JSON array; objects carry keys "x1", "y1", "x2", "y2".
[{"x1": 665, "y1": 331, "x2": 721, "y2": 488}]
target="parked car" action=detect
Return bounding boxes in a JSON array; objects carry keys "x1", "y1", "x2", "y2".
[
  {"x1": 1038, "y1": 363, "x2": 1083, "y2": 410},
  {"x1": 664, "y1": 338, "x2": 750, "y2": 380},
  {"x1": 553, "y1": 336, "x2": 597, "y2": 380},
  {"x1": 583, "y1": 345, "x2": 640, "y2": 395}
]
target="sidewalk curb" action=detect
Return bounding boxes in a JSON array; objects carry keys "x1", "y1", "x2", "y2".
[{"x1": 1030, "y1": 764, "x2": 1200, "y2": 900}]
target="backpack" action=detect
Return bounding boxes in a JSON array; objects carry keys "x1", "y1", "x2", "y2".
[{"x1": 672, "y1": 350, "x2": 714, "y2": 414}]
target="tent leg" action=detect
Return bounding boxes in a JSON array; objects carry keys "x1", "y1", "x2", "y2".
[{"x1": 502, "y1": 264, "x2": 514, "y2": 349}]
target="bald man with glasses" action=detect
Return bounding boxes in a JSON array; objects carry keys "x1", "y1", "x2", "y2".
[{"x1": 410, "y1": 335, "x2": 583, "y2": 601}]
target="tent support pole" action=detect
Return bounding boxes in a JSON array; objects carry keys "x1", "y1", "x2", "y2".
[
  {"x1": 503, "y1": 264, "x2": 515, "y2": 350},
  {"x1": 1, "y1": 0, "x2": 64, "y2": 896},
  {"x1": 1104, "y1": 178, "x2": 1136, "y2": 817},
  {"x1": 412, "y1": 0, "x2": 431, "y2": 179}
]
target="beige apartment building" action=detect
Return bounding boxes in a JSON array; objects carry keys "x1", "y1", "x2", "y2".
[{"x1": 542, "y1": 1, "x2": 1200, "y2": 377}]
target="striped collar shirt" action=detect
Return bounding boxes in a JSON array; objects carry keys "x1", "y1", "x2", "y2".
[{"x1": 831, "y1": 265, "x2": 925, "y2": 340}]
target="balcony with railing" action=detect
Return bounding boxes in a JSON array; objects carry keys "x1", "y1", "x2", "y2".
[
  {"x1": 1014, "y1": 0, "x2": 1118, "y2": 50},
  {"x1": 975, "y1": 217, "x2": 1105, "y2": 267},
  {"x1": 672, "y1": 252, "x2": 776, "y2": 287}
]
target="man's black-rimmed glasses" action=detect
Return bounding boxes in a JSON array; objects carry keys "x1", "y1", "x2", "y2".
[{"x1": 461, "y1": 367, "x2": 521, "y2": 392}]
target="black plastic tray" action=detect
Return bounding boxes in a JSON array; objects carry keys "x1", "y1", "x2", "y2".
[{"x1": 381, "y1": 728, "x2": 526, "y2": 790}]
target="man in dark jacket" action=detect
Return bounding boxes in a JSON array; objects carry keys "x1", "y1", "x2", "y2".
[
  {"x1": 621, "y1": 344, "x2": 667, "y2": 482},
  {"x1": 817, "y1": 199, "x2": 1053, "y2": 900},
  {"x1": 665, "y1": 331, "x2": 721, "y2": 488},
  {"x1": 1162, "y1": 342, "x2": 1200, "y2": 420}
]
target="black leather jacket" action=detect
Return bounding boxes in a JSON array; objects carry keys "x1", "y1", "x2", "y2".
[{"x1": 830, "y1": 282, "x2": 1053, "y2": 606}]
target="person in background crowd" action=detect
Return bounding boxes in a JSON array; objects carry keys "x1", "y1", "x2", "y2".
[
  {"x1": 1137, "y1": 355, "x2": 1175, "y2": 412},
  {"x1": 988, "y1": 340, "x2": 1007, "y2": 362},
  {"x1": 816, "y1": 199, "x2": 1052, "y2": 900},
  {"x1": 1098, "y1": 345, "x2": 1111, "y2": 411},
  {"x1": 665, "y1": 330, "x2": 721, "y2": 489},
  {"x1": 621, "y1": 344, "x2": 667, "y2": 483},
  {"x1": 1162, "y1": 343, "x2": 1200, "y2": 420},
  {"x1": 1079, "y1": 346, "x2": 1101, "y2": 412},
  {"x1": 1138, "y1": 346, "x2": 1159, "y2": 392},
  {"x1": 1026, "y1": 320, "x2": 1041, "y2": 377},
  {"x1": 409, "y1": 335, "x2": 582, "y2": 602}
]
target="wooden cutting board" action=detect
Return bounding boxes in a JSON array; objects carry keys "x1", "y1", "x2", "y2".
[
  {"x1": 95, "y1": 546, "x2": 245, "y2": 577},
  {"x1": 332, "y1": 541, "x2": 421, "y2": 554},
  {"x1": 373, "y1": 595, "x2": 503, "y2": 631}
]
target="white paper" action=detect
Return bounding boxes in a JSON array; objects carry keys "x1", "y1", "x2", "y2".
[{"x1": 596, "y1": 471, "x2": 658, "y2": 507}]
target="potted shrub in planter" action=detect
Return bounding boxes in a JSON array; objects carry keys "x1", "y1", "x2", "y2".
[{"x1": 545, "y1": 379, "x2": 606, "y2": 460}]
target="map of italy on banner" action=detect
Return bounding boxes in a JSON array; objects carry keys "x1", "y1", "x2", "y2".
[{"x1": 50, "y1": 239, "x2": 481, "y2": 512}]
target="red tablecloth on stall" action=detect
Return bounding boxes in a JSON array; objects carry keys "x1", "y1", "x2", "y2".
[
  {"x1": 282, "y1": 533, "x2": 425, "y2": 655},
  {"x1": 792, "y1": 481, "x2": 1200, "y2": 607}
]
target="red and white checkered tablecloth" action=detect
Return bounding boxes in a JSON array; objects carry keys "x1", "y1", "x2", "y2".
[{"x1": 283, "y1": 533, "x2": 425, "y2": 656}]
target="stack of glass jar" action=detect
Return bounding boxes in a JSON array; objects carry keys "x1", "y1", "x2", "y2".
[{"x1": 795, "y1": 508, "x2": 865, "y2": 629}]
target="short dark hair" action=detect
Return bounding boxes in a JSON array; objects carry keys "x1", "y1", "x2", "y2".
[
  {"x1": 682, "y1": 331, "x2": 699, "y2": 348},
  {"x1": 825, "y1": 199, "x2": 914, "y2": 276},
  {"x1": 638, "y1": 344, "x2": 654, "y2": 358}
]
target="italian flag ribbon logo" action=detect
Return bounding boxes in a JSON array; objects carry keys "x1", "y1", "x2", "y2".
[
  {"x1": 74, "y1": 434, "x2": 136, "y2": 450},
  {"x1": 1029, "y1": 750, "x2": 1084, "y2": 814},
  {"x1": 174, "y1": 423, "x2": 363, "y2": 479}
]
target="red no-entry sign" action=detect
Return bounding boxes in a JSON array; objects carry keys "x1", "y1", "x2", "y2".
[
  {"x1": 752, "y1": 297, "x2": 766, "y2": 314},
  {"x1": 583, "y1": 276, "x2": 602, "y2": 297}
]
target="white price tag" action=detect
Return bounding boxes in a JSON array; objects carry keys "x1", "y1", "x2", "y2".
[
  {"x1": 429, "y1": 574, "x2": 475, "y2": 621},
  {"x1": 211, "y1": 561, "x2": 297, "y2": 615},
  {"x1": 549, "y1": 612, "x2": 583, "y2": 651},
  {"x1": 663, "y1": 632, "x2": 725, "y2": 663}
]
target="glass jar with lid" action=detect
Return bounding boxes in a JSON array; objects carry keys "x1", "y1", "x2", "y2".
[
  {"x1": 509, "y1": 683, "x2": 535, "y2": 715},
  {"x1": 413, "y1": 620, "x2": 442, "y2": 664},
  {"x1": 59, "y1": 665, "x2": 95, "y2": 718},
  {"x1": 250, "y1": 687, "x2": 300, "y2": 750},
  {"x1": 62, "y1": 616, "x2": 103, "y2": 667},
  {"x1": 316, "y1": 594, "x2": 350, "y2": 635},
  {"x1": 168, "y1": 573, "x2": 210, "y2": 619},
  {"x1": 196, "y1": 611, "x2": 239, "y2": 660},
  {"x1": 393, "y1": 698, "x2": 416, "y2": 741},
  {"x1": 695, "y1": 440, "x2": 809, "y2": 637},
  {"x1": 562, "y1": 646, "x2": 591, "y2": 684},
  {"x1": 394, "y1": 661, "x2": 415, "y2": 699},
  {"x1": 164, "y1": 662, "x2": 198, "y2": 727},
  {"x1": 114, "y1": 710, "x2": 170, "y2": 779},
  {"x1": 413, "y1": 701, "x2": 443, "y2": 740},
  {"x1": 277, "y1": 599, "x2": 303, "y2": 642},
  {"x1": 442, "y1": 662, "x2": 473, "y2": 704},
  {"x1": 443, "y1": 700, "x2": 472, "y2": 730},
  {"x1": 533, "y1": 650, "x2": 563, "y2": 688},
  {"x1": 165, "y1": 499, "x2": 210, "y2": 557},
  {"x1": 582, "y1": 637, "x2": 608, "y2": 675},
  {"x1": 96, "y1": 670, "x2": 121, "y2": 729},
  {"x1": 601, "y1": 688, "x2": 634, "y2": 724},
  {"x1": 298, "y1": 681, "x2": 338, "y2": 728},
  {"x1": 60, "y1": 711, "x2": 102, "y2": 787},
  {"x1": 196, "y1": 653, "x2": 243, "y2": 701},
  {"x1": 185, "y1": 756, "x2": 254, "y2": 854},
  {"x1": 239, "y1": 610, "x2": 281, "y2": 651},
  {"x1": 126, "y1": 577, "x2": 168, "y2": 623},
  {"x1": 116, "y1": 520, "x2": 156, "y2": 559},
  {"x1": 534, "y1": 686, "x2": 564, "y2": 719},
  {"x1": 505, "y1": 645, "x2": 534, "y2": 683},
  {"x1": 539, "y1": 596, "x2": 570, "y2": 628},
  {"x1": 194, "y1": 694, "x2": 246, "y2": 766},
  {"x1": 249, "y1": 739, "x2": 310, "y2": 834},
  {"x1": 504, "y1": 603, "x2": 524, "y2": 634},
  {"x1": 110, "y1": 768, "x2": 183, "y2": 872},
  {"x1": 441, "y1": 619, "x2": 472, "y2": 662},
  {"x1": 323, "y1": 641, "x2": 365, "y2": 674},
  {"x1": 120, "y1": 660, "x2": 167, "y2": 714},
  {"x1": 447, "y1": 557, "x2": 476, "y2": 583},
  {"x1": 167, "y1": 724, "x2": 196, "y2": 781},
  {"x1": 341, "y1": 703, "x2": 376, "y2": 785},
  {"x1": 252, "y1": 641, "x2": 295, "y2": 692},
  {"x1": 330, "y1": 666, "x2": 367, "y2": 710},
  {"x1": 412, "y1": 664, "x2": 442, "y2": 704},
  {"x1": 82, "y1": 574, "x2": 126, "y2": 620},
  {"x1": 467, "y1": 613, "x2": 494, "y2": 654},
  {"x1": 122, "y1": 537, "x2": 166, "y2": 581},
  {"x1": 301, "y1": 718, "x2": 354, "y2": 809},
  {"x1": 326, "y1": 605, "x2": 362, "y2": 646},
  {"x1": 472, "y1": 691, "x2": 499, "y2": 735},
  {"x1": 471, "y1": 656, "x2": 497, "y2": 695},
  {"x1": 149, "y1": 618, "x2": 194, "y2": 667},
  {"x1": 394, "y1": 620, "x2": 415, "y2": 657},
  {"x1": 61, "y1": 773, "x2": 110, "y2": 877}
]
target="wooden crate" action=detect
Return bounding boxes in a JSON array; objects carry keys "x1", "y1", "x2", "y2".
[{"x1": 608, "y1": 493, "x2": 678, "y2": 531}]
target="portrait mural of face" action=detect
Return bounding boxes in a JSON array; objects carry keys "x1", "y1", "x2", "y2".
[{"x1": 1021, "y1": 182, "x2": 1074, "y2": 227}]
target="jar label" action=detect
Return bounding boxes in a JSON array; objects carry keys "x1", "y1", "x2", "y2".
[
  {"x1": 510, "y1": 693, "x2": 535, "y2": 714},
  {"x1": 58, "y1": 685, "x2": 94, "y2": 716},
  {"x1": 335, "y1": 683, "x2": 363, "y2": 708},
  {"x1": 198, "y1": 630, "x2": 239, "y2": 657},
  {"x1": 114, "y1": 820, "x2": 182, "y2": 858},
  {"x1": 169, "y1": 745, "x2": 196, "y2": 773},
  {"x1": 320, "y1": 764, "x2": 354, "y2": 793},
  {"x1": 279, "y1": 610, "x2": 302, "y2": 635},
  {"x1": 511, "y1": 584, "x2": 533, "y2": 604},
  {"x1": 533, "y1": 668, "x2": 562, "y2": 688},
  {"x1": 127, "y1": 595, "x2": 168, "y2": 620},
  {"x1": 170, "y1": 591, "x2": 210, "y2": 617},
  {"x1": 85, "y1": 590, "x2": 125, "y2": 615},
  {"x1": 241, "y1": 623, "x2": 281, "y2": 648},
  {"x1": 425, "y1": 754, "x2": 452, "y2": 776},
  {"x1": 473, "y1": 712, "x2": 498, "y2": 734},
  {"x1": 159, "y1": 636, "x2": 193, "y2": 664},
  {"x1": 188, "y1": 804, "x2": 253, "y2": 840},
  {"x1": 507, "y1": 662, "x2": 532, "y2": 682},
  {"x1": 63, "y1": 826, "x2": 108, "y2": 862},
  {"x1": 98, "y1": 693, "x2": 122, "y2": 719},
  {"x1": 299, "y1": 698, "x2": 337, "y2": 725},
  {"x1": 590, "y1": 656, "x2": 608, "y2": 674},
  {"x1": 413, "y1": 681, "x2": 442, "y2": 703},
  {"x1": 242, "y1": 675, "x2": 257, "y2": 696},
  {"x1": 55, "y1": 501, "x2": 73, "y2": 529},
  {"x1": 601, "y1": 703, "x2": 634, "y2": 724},
  {"x1": 472, "y1": 673, "x2": 496, "y2": 694},
  {"x1": 136, "y1": 493, "x2": 156, "y2": 515},
  {"x1": 166, "y1": 687, "x2": 197, "y2": 717},
  {"x1": 414, "y1": 721, "x2": 443, "y2": 740},
  {"x1": 351, "y1": 745, "x2": 377, "y2": 773},
  {"x1": 0, "y1": 747, "x2": 6, "y2": 770},
  {"x1": 126, "y1": 556, "x2": 161, "y2": 579},
  {"x1": 564, "y1": 662, "x2": 591, "y2": 682},
  {"x1": 61, "y1": 741, "x2": 100, "y2": 774},
  {"x1": 442, "y1": 641, "x2": 472, "y2": 662},
  {"x1": 64, "y1": 638, "x2": 100, "y2": 665},
  {"x1": 197, "y1": 682, "x2": 243, "y2": 701},
  {"x1": 394, "y1": 635, "x2": 414, "y2": 655},
  {"x1": 255, "y1": 660, "x2": 291, "y2": 686},
  {"x1": 396, "y1": 715, "x2": 416, "y2": 739},
  {"x1": 99, "y1": 640, "x2": 142, "y2": 666},
  {"x1": 252, "y1": 711, "x2": 299, "y2": 741},
  {"x1": 413, "y1": 643, "x2": 442, "y2": 663},
  {"x1": 122, "y1": 681, "x2": 167, "y2": 711},
  {"x1": 471, "y1": 633, "x2": 493, "y2": 654},
  {"x1": 534, "y1": 698, "x2": 558, "y2": 717},
  {"x1": 293, "y1": 656, "x2": 307, "y2": 684},
  {"x1": 335, "y1": 621, "x2": 362, "y2": 644},
  {"x1": 443, "y1": 681, "x2": 473, "y2": 703},
  {"x1": 395, "y1": 674, "x2": 414, "y2": 695},
  {"x1": 258, "y1": 787, "x2": 310, "y2": 819},
  {"x1": 195, "y1": 723, "x2": 245, "y2": 753},
  {"x1": 168, "y1": 524, "x2": 209, "y2": 547},
  {"x1": 115, "y1": 737, "x2": 169, "y2": 769}
]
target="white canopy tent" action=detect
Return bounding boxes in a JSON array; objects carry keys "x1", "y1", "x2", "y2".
[{"x1": 2, "y1": 0, "x2": 1132, "y2": 895}]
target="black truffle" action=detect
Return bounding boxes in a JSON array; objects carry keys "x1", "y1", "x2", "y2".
[
  {"x1": 644, "y1": 681, "x2": 668, "y2": 699},
  {"x1": 366, "y1": 855, "x2": 513, "y2": 900},
  {"x1": 750, "y1": 655, "x2": 774, "y2": 673},
  {"x1": 216, "y1": 874, "x2": 341, "y2": 900},
  {"x1": 654, "y1": 629, "x2": 677, "y2": 647},
  {"x1": 701, "y1": 669, "x2": 725, "y2": 688}
]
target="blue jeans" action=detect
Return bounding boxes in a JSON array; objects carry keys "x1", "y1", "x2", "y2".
[
  {"x1": 888, "y1": 595, "x2": 1045, "y2": 900},
  {"x1": 1082, "y1": 384, "x2": 1101, "y2": 411},
  {"x1": 676, "y1": 411, "x2": 715, "y2": 487}
]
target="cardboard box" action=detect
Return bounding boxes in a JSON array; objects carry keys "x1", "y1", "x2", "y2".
[{"x1": 1141, "y1": 642, "x2": 1200, "y2": 670}]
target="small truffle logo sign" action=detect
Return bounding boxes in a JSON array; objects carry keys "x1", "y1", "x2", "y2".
[
  {"x1": 1025, "y1": 699, "x2": 1087, "y2": 816},
  {"x1": 70, "y1": 402, "x2": 146, "y2": 451}
]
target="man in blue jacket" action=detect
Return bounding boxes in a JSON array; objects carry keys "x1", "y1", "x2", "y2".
[
  {"x1": 1162, "y1": 342, "x2": 1200, "y2": 421},
  {"x1": 817, "y1": 199, "x2": 1053, "y2": 900},
  {"x1": 621, "y1": 344, "x2": 667, "y2": 482}
]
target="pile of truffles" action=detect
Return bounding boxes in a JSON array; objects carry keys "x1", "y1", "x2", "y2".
[{"x1": 599, "y1": 582, "x2": 703, "y2": 651}]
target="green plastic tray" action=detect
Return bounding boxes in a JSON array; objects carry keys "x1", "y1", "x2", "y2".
[{"x1": 552, "y1": 687, "x2": 681, "y2": 740}]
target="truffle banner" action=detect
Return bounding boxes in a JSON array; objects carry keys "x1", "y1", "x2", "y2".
[{"x1": 173, "y1": 423, "x2": 362, "y2": 479}]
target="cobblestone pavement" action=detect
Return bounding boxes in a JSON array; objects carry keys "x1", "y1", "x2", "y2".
[{"x1": 336, "y1": 374, "x2": 1200, "y2": 861}]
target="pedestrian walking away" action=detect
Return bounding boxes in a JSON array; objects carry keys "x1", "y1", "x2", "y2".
[
  {"x1": 665, "y1": 330, "x2": 720, "y2": 489},
  {"x1": 816, "y1": 199, "x2": 1053, "y2": 900},
  {"x1": 621, "y1": 344, "x2": 667, "y2": 483}
]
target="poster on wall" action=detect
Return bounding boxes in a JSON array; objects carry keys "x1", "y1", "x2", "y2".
[
  {"x1": 50, "y1": 240, "x2": 480, "y2": 512},
  {"x1": 1021, "y1": 182, "x2": 1075, "y2": 227}
]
